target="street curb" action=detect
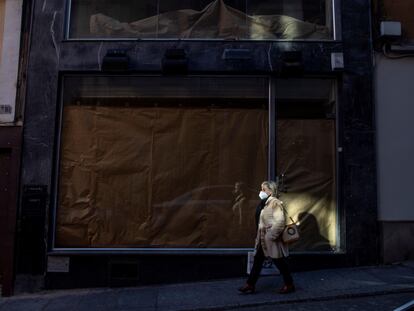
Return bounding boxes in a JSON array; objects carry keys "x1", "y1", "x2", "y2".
[{"x1": 176, "y1": 287, "x2": 414, "y2": 311}]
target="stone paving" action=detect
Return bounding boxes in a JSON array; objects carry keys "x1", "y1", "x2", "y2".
[{"x1": 1, "y1": 263, "x2": 414, "y2": 311}]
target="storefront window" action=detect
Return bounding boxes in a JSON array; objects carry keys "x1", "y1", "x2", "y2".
[
  {"x1": 55, "y1": 76, "x2": 338, "y2": 252},
  {"x1": 55, "y1": 76, "x2": 269, "y2": 249},
  {"x1": 276, "y1": 79, "x2": 337, "y2": 252},
  {"x1": 67, "y1": 0, "x2": 334, "y2": 40}
]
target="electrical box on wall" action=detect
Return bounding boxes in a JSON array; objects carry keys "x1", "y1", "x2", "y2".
[
  {"x1": 331, "y1": 52, "x2": 344, "y2": 71},
  {"x1": 380, "y1": 21, "x2": 402, "y2": 39}
]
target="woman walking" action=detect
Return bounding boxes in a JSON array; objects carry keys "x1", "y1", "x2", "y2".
[{"x1": 238, "y1": 181, "x2": 295, "y2": 294}]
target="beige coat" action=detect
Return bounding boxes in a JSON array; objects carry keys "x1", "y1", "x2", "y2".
[{"x1": 254, "y1": 196, "x2": 289, "y2": 259}]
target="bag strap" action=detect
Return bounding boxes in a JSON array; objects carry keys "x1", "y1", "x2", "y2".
[{"x1": 280, "y1": 203, "x2": 296, "y2": 224}]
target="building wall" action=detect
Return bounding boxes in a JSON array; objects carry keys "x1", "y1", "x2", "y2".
[
  {"x1": 0, "y1": 0, "x2": 24, "y2": 296},
  {"x1": 375, "y1": 57, "x2": 414, "y2": 263},
  {"x1": 0, "y1": 0, "x2": 23, "y2": 123},
  {"x1": 374, "y1": 0, "x2": 414, "y2": 263},
  {"x1": 0, "y1": 0, "x2": 5, "y2": 61},
  {"x1": 375, "y1": 56, "x2": 414, "y2": 222},
  {"x1": 18, "y1": 0, "x2": 378, "y2": 290}
]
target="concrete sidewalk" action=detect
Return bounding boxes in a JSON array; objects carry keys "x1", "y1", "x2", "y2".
[{"x1": 1, "y1": 263, "x2": 414, "y2": 311}]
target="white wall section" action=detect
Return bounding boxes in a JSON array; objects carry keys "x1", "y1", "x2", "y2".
[
  {"x1": 375, "y1": 54, "x2": 414, "y2": 221},
  {"x1": 0, "y1": 0, "x2": 23, "y2": 123}
]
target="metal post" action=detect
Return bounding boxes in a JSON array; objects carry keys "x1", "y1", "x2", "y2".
[{"x1": 268, "y1": 77, "x2": 276, "y2": 181}]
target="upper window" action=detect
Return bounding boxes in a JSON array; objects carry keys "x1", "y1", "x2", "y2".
[{"x1": 67, "y1": 0, "x2": 336, "y2": 40}]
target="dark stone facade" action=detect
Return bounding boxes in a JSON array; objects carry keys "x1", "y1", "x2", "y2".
[{"x1": 19, "y1": 0, "x2": 378, "y2": 288}]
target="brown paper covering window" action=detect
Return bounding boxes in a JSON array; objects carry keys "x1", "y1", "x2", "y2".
[
  {"x1": 277, "y1": 119, "x2": 337, "y2": 251},
  {"x1": 57, "y1": 106, "x2": 337, "y2": 250},
  {"x1": 56, "y1": 105, "x2": 268, "y2": 248}
]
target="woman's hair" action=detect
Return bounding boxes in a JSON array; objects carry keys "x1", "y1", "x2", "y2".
[{"x1": 261, "y1": 181, "x2": 279, "y2": 197}]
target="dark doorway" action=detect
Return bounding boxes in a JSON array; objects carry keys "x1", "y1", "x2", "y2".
[
  {"x1": 0, "y1": 127, "x2": 22, "y2": 296},
  {"x1": 0, "y1": 149, "x2": 12, "y2": 291}
]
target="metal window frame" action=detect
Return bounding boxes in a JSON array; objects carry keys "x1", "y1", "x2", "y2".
[
  {"x1": 334, "y1": 77, "x2": 345, "y2": 253},
  {"x1": 50, "y1": 74, "x2": 341, "y2": 255},
  {"x1": 332, "y1": 0, "x2": 342, "y2": 41},
  {"x1": 64, "y1": 0, "x2": 342, "y2": 41},
  {"x1": 272, "y1": 77, "x2": 341, "y2": 253},
  {"x1": 51, "y1": 74, "x2": 272, "y2": 254}
]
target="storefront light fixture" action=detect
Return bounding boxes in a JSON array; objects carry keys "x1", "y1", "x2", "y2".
[
  {"x1": 162, "y1": 49, "x2": 188, "y2": 74},
  {"x1": 281, "y1": 51, "x2": 304, "y2": 77},
  {"x1": 380, "y1": 21, "x2": 401, "y2": 41},
  {"x1": 222, "y1": 49, "x2": 252, "y2": 60},
  {"x1": 102, "y1": 49, "x2": 130, "y2": 72}
]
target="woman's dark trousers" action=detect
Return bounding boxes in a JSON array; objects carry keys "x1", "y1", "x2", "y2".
[{"x1": 247, "y1": 245, "x2": 293, "y2": 286}]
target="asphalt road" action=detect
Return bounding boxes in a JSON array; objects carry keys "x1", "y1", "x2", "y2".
[{"x1": 236, "y1": 293, "x2": 414, "y2": 311}]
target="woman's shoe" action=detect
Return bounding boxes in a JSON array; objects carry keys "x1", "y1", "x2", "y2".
[
  {"x1": 238, "y1": 283, "x2": 255, "y2": 294},
  {"x1": 279, "y1": 284, "x2": 295, "y2": 294}
]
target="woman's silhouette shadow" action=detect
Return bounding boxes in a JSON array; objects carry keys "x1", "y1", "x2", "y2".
[{"x1": 296, "y1": 212, "x2": 331, "y2": 251}]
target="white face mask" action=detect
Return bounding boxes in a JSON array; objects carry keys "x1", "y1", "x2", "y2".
[{"x1": 259, "y1": 191, "x2": 269, "y2": 200}]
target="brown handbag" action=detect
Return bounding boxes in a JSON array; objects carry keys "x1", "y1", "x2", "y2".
[{"x1": 281, "y1": 206, "x2": 300, "y2": 244}]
